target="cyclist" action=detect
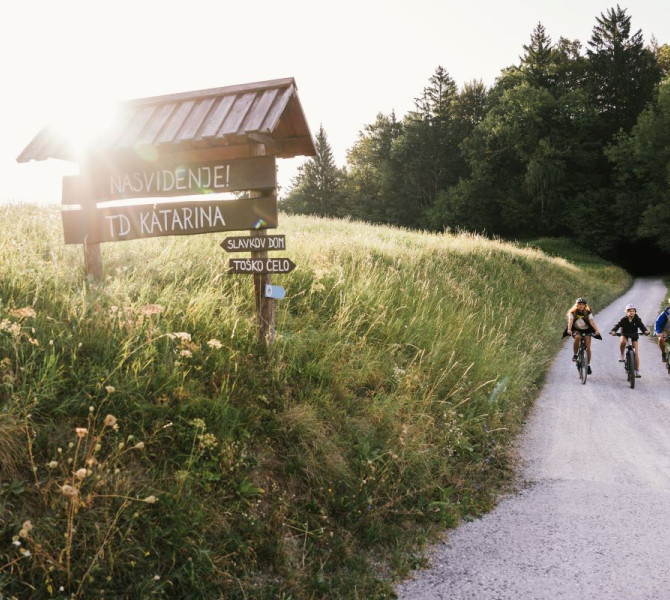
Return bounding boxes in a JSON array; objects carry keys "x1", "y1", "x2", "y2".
[
  {"x1": 565, "y1": 297, "x2": 602, "y2": 374},
  {"x1": 654, "y1": 298, "x2": 670, "y2": 362},
  {"x1": 610, "y1": 303, "x2": 650, "y2": 377}
]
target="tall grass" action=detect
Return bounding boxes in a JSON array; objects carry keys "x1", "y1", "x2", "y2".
[{"x1": 0, "y1": 205, "x2": 630, "y2": 598}]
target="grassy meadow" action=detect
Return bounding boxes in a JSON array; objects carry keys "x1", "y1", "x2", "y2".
[{"x1": 0, "y1": 205, "x2": 630, "y2": 599}]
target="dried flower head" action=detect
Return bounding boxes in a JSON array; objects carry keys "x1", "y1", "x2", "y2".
[
  {"x1": 75, "y1": 468, "x2": 87, "y2": 480},
  {"x1": 140, "y1": 304, "x2": 164, "y2": 316},
  {"x1": 190, "y1": 418, "x2": 206, "y2": 430},
  {"x1": 171, "y1": 332, "x2": 191, "y2": 343},
  {"x1": 143, "y1": 495, "x2": 157, "y2": 504},
  {"x1": 75, "y1": 427, "x2": 88, "y2": 438},
  {"x1": 104, "y1": 414, "x2": 117, "y2": 427},
  {"x1": 133, "y1": 441, "x2": 145, "y2": 450},
  {"x1": 61, "y1": 485, "x2": 78, "y2": 497},
  {"x1": 47, "y1": 461, "x2": 58, "y2": 469},
  {"x1": 207, "y1": 338, "x2": 223, "y2": 349},
  {"x1": 10, "y1": 307, "x2": 36, "y2": 319},
  {"x1": 22, "y1": 521, "x2": 33, "y2": 532},
  {"x1": 105, "y1": 385, "x2": 115, "y2": 394}
]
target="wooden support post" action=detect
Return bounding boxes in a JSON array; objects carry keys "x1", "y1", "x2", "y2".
[
  {"x1": 75, "y1": 162, "x2": 103, "y2": 281},
  {"x1": 251, "y1": 228, "x2": 275, "y2": 346},
  {"x1": 84, "y1": 240, "x2": 103, "y2": 281}
]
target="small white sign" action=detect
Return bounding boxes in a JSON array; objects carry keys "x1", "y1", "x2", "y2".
[{"x1": 264, "y1": 284, "x2": 286, "y2": 299}]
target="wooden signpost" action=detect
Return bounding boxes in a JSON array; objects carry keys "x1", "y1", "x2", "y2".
[
  {"x1": 18, "y1": 79, "x2": 317, "y2": 345},
  {"x1": 62, "y1": 196, "x2": 278, "y2": 244},
  {"x1": 70, "y1": 156, "x2": 277, "y2": 203},
  {"x1": 228, "y1": 257, "x2": 295, "y2": 274},
  {"x1": 221, "y1": 234, "x2": 286, "y2": 252},
  {"x1": 221, "y1": 227, "x2": 295, "y2": 345},
  {"x1": 60, "y1": 156, "x2": 287, "y2": 345}
]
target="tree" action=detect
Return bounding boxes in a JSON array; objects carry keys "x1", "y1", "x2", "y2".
[
  {"x1": 651, "y1": 38, "x2": 670, "y2": 77},
  {"x1": 606, "y1": 76, "x2": 670, "y2": 253},
  {"x1": 586, "y1": 5, "x2": 661, "y2": 138},
  {"x1": 454, "y1": 80, "x2": 488, "y2": 131},
  {"x1": 450, "y1": 24, "x2": 601, "y2": 238},
  {"x1": 281, "y1": 125, "x2": 345, "y2": 217},
  {"x1": 521, "y1": 23, "x2": 554, "y2": 88},
  {"x1": 393, "y1": 66, "x2": 469, "y2": 227},
  {"x1": 345, "y1": 112, "x2": 404, "y2": 223}
]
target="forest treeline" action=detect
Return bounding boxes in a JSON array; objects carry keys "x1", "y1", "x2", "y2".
[{"x1": 282, "y1": 6, "x2": 670, "y2": 268}]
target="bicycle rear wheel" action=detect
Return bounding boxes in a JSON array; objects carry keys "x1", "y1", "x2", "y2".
[{"x1": 627, "y1": 349, "x2": 635, "y2": 389}]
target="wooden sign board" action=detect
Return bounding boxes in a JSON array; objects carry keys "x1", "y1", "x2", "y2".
[
  {"x1": 228, "y1": 258, "x2": 296, "y2": 274},
  {"x1": 62, "y1": 196, "x2": 278, "y2": 244},
  {"x1": 221, "y1": 234, "x2": 286, "y2": 252},
  {"x1": 64, "y1": 156, "x2": 277, "y2": 204}
]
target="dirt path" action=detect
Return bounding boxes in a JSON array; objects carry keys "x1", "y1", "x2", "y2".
[{"x1": 396, "y1": 278, "x2": 670, "y2": 599}]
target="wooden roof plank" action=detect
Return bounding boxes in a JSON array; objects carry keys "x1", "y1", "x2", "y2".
[
  {"x1": 135, "y1": 103, "x2": 176, "y2": 146},
  {"x1": 198, "y1": 96, "x2": 235, "y2": 139},
  {"x1": 156, "y1": 101, "x2": 195, "y2": 145},
  {"x1": 16, "y1": 127, "x2": 53, "y2": 162},
  {"x1": 38, "y1": 130, "x2": 72, "y2": 161},
  {"x1": 176, "y1": 97, "x2": 216, "y2": 142},
  {"x1": 243, "y1": 88, "x2": 279, "y2": 132},
  {"x1": 125, "y1": 77, "x2": 295, "y2": 107},
  {"x1": 259, "y1": 85, "x2": 294, "y2": 134},
  {"x1": 114, "y1": 106, "x2": 157, "y2": 148},
  {"x1": 217, "y1": 92, "x2": 256, "y2": 137}
]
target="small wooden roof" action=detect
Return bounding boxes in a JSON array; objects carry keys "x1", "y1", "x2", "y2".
[{"x1": 17, "y1": 77, "x2": 316, "y2": 164}]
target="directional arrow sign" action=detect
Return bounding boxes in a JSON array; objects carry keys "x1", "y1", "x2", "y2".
[
  {"x1": 228, "y1": 258, "x2": 296, "y2": 274},
  {"x1": 221, "y1": 234, "x2": 286, "y2": 252}
]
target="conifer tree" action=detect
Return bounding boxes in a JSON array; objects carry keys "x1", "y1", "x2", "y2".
[
  {"x1": 281, "y1": 125, "x2": 344, "y2": 217},
  {"x1": 521, "y1": 23, "x2": 553, "y2": 88},
  {"x1": 587, "y1": 5, "x2": 661, "y2": 136}
]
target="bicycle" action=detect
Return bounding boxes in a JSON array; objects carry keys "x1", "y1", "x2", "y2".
[
  {"x1": 615, "y1": 333, "x2": 637, "y2": 389},
  {"x1": 573, "y1": 331, "x2": 596, "y2": 384},
  {"x1": 660, "y1": 333, "x2": 670, "y2": 376}
]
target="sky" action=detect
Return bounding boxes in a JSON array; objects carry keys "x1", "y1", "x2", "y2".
[{"x1": 2, "y1": 0, "x2": 669, "y2": 205}]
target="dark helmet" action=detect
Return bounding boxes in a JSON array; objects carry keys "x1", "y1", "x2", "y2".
[{"x1": 576, "y1": 297, "x2": 587, "y2": 304}]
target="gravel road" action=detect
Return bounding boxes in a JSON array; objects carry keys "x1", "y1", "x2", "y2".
[{"x1": 396, "y1": 278, "x2": 670, "y2": 600}]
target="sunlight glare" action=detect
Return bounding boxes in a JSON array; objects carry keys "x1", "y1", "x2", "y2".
[{"x1": 50, "y1": 100, "x2": 119, "y2": 160}]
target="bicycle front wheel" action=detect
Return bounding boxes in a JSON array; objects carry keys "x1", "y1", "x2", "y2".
[
  {"x1": 579, "y1": 351, "x2": 588, "y2": 384},
  {"x1": 627, "y1": 350, "x2": 635, "y2": 389}
]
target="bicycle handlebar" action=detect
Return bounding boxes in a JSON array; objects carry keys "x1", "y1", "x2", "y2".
[
  {"x1": 572, "y1": 331, "x2": 602, "y2": 340},
  {"x1": 611, "y1": 332, "x2": 650, "y2": 338}
]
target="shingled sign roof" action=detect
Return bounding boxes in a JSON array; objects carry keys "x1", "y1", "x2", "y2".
[{"x1": 17, "y1": 77, "x2": 316, "y2": 164}]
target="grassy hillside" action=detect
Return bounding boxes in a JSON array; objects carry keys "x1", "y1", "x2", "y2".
[{"x1": 0, "y1": 206, "x2": 630, "y2": 599}]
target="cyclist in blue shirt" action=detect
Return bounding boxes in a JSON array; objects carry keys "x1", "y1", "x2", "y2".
[
  {"x1": 610, "y1": 303, "x2": 650, "y2": 377},
  {"x1": 654, "y1": 298, "x2": 670, "y2": 362}
]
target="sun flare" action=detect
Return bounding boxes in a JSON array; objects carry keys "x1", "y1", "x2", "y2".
[{"x1": 50, "y1": 100, "x2": 119, "y2": 160}]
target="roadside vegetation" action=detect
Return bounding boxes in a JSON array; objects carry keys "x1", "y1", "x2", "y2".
[{"x1": 1, "y1": 205, "x2": 630, "y2": 599}]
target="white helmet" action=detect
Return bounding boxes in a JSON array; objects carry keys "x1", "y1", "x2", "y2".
[{"x1": 625, "y1": 303, "x2": 636, "y2": 311}]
